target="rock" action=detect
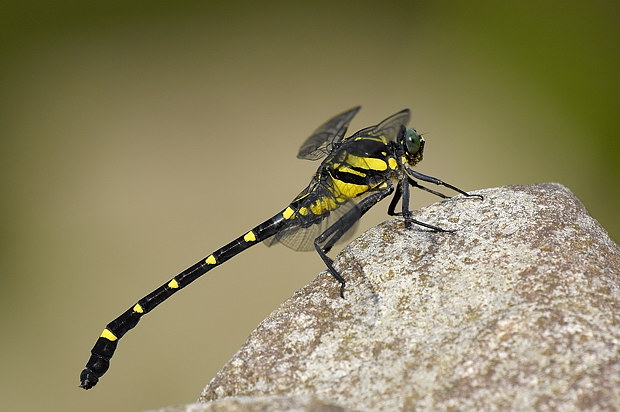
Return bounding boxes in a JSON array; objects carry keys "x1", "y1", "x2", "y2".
[
  {"x1": 149, "y1": 395, "x2": 350, "y2": 412},
  {"x1": 168, "y1": 183, "x2": 620, "y2": 411}
]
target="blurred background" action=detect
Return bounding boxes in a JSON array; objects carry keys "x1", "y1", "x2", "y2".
[{"x1": 1, "y1": 1, "x2": 618, "y2": 411}]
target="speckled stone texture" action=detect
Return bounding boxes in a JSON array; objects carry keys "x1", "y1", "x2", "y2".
[
  {"x1": 168, "y1": 183, "x2": 619, "y2": 412},
  {"x1": 150, "y1": 395, "x2": 349, "y2": 412}
]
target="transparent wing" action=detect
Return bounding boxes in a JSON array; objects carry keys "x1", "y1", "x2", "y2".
[
  {"x1": 297, "y1": 106, "x2": 361, "y2": 161},
  {"x1": 347, "y1": 108, "x2": 411, "y2": 142},
  {"x1": 266, "y1": 200, "x2": 360, "y2": 251},
  {"x1": 264, "y1": 181, "x2": 362, "y2": 252}
]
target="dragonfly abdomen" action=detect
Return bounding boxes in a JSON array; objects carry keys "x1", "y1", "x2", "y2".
[{"x1": 79, "y1": 208, "x2": 292, "y2": 389}]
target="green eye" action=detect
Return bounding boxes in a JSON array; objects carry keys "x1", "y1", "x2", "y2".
[{"x1": 405, "y1": 128, "x2": 421, "y2": 155}]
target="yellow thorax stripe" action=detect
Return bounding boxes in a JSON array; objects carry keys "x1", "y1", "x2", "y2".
[
  {"x1": 388, "y1": 157, "x2": 398, "y2": 170},
  {"x1": 331, "y1": 179, "x2": 369, "y2": 200},
  {"x1": 345, "y1": 154, "x2": 388, "y2": 171},
  {"x1": 337, "y1": 165, "x2": 367, "y2": 177}
]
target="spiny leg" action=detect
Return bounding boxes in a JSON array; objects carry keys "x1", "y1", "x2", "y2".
[
  {"x1": 387, "y1": 183, "x2": 402, "y2": 217},
  {"x1": 322, "y1": 184, "x2": 395, "y2": 254},
  {"x1": 387, "y1": 177, "x2": 450, "y2": 219},
  {"x1": 321, "y1": 226, "x2": 347, "y2": 255},
  {"x1": 319, "y1": 206, "x2": 362, "y2": 255},
  {"x1": 387, "y1": 178, "x2": 453, "y2": 232},
  {"x1": 399, "y1": 177, "x2": 454, "y2": 232},
  {"x1": 388, "y1": 177, "x2": 453, "y2": 231},
  {"x1": 314, "y1": 188, "x2": 393, "y2": 298},
  {"x1": 406, "y1": 168, "x2": 483, "y2": 200},
  {"x1": 408, "y1": 177, "x2": 450, "y2": 199}
]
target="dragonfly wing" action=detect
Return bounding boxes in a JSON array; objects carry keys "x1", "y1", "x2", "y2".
[
  {"x1": 297, "y1": 106, "x2": 361, "y2": 161},
  {"x1": 266, "y1": 199, "x2": 361, "y2": 251},
  {"x1": 265, "y1": 178, "x2": 363, "y2": 252},
  {"x1": 264, "y1": 219, "x2": 323, "y2": 251},
  {"x1": 348, "y1": 108, "x2": 411, "y2": 142}
]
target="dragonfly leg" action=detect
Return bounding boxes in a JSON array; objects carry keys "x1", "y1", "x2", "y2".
[
  {"x1": 387, "y1": 183, "x2": 402, "y2": 216},
  {"x1": 406, "y1": 168, "x2": 483, "y2": 200},
  {"x1": 315, "y1": 188, "x2": 394, "y2": 298},
  {"x1": 398, "y1": 177, "x2": 454, "y2": 232},
  {"x1": 407, "y1": 176, "x2": 450, "y2": 199},
  {"x1": 389, "y1": 176, "x2": 450, "y2": 218}
]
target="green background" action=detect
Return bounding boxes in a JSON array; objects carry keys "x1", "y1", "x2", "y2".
[{"x1": 1, "y1": 1, "x2": 618, "y2": 411}]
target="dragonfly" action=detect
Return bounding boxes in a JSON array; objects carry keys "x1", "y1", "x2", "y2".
[{"x1": 79, "y1": 106, "x2": 482, "y2": 389}]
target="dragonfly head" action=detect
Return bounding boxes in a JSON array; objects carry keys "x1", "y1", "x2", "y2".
[{"x1": 401, "y1": 127, "x2": 425, "y2": 166}]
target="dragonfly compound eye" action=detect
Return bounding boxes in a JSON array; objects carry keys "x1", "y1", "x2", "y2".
[{"x1": 404, "y1": 128, "x2": 424, "y2": 165}]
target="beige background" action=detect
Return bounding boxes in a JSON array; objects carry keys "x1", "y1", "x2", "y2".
[{"x1": 1, "y1": 1, "x2": 618, "y2": 411}]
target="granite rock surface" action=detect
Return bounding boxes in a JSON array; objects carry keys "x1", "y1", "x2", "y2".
[{"x1": 157, "y1": 184, "x2": 620, "y2": 411}]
